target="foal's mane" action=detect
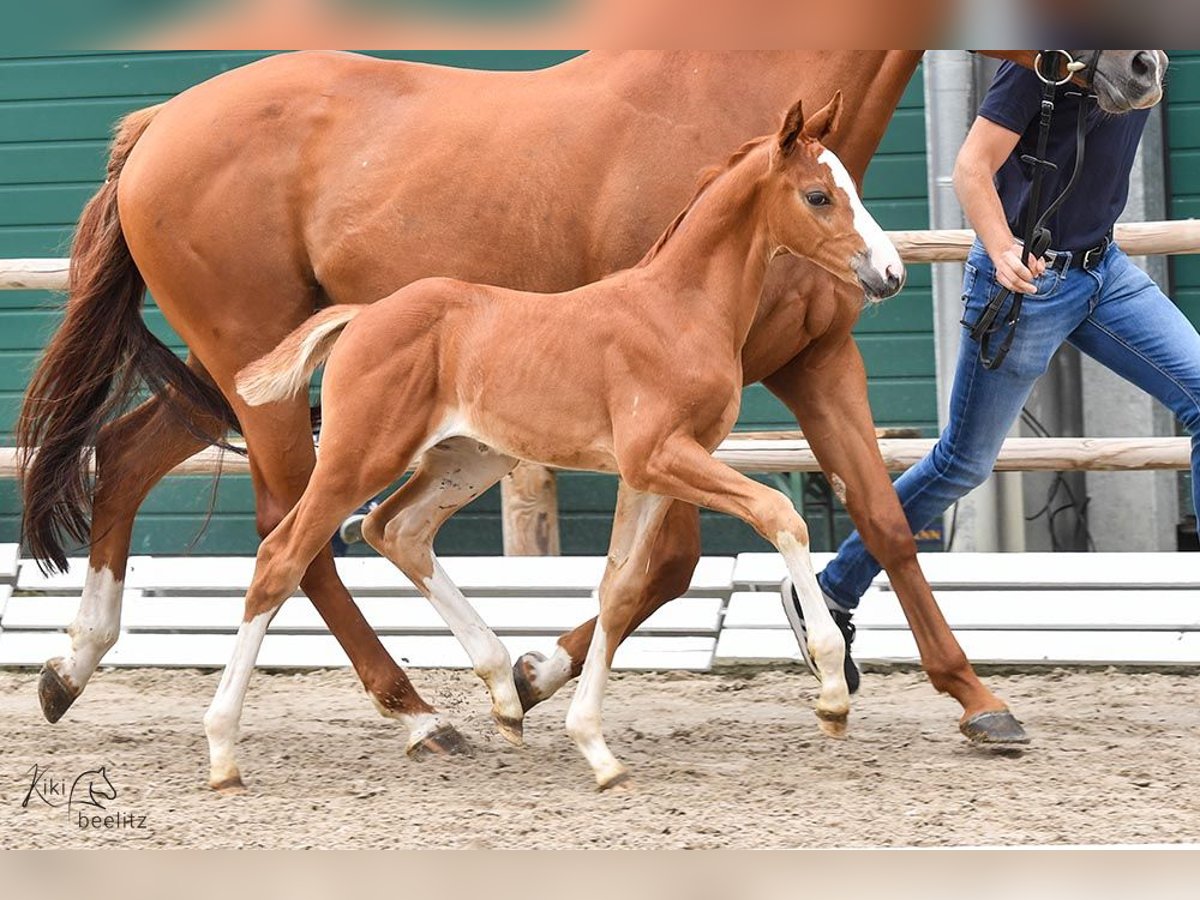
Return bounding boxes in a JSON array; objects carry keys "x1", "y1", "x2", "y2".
[{"x1": 635, "y1": 134, "x2": 771, "y2": 268}]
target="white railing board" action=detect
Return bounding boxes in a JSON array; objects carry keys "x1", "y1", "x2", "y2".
[
  {"x1": 723, "y1": 590, "x2": 887, "y2": 629},
  {"x1": 0, "y1": 585, "x2": 11, "y2": 620},
  {"x1": 723, "y1": 590, "x2": 1200, "y2": 632},
  {"x1": 0, "y1": 545, "x2": 19, "y2": 583},
  {"x1": 115, "y1": 594, "x2": 721, "y2": 636},
  {"x1": 1, "y1": 590, "x2": 144, "y2": 630},
  {"x1": 715, "y1": 628, "x2": 1199, "y2": 666},
  {"x1": 733, "y1": 552, "x2": 1200, "y2": 592},
  {"x1": 0, "y1": 631, "x2": 67, "y2": 666},
  {"x1": 0, "y1": 630, "x2": 715, "y2": 671},
  {"x1": 15, "y1": 557, "x2": 155, "y2": 593},
  {"x1": 125, "y1": 556, "x2": 262, "y2": 595},
  {"x1": 731, "y1": 553, "x2": 839, "y2": 590},
  {"x1": 905, "y1": 553, "x2": 1200, "y2": 590},
  {"x1": 20, "y1": 555, "x2": 733, "y2": 599}
]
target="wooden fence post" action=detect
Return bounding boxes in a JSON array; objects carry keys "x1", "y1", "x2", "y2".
[{"x1": 500, "y1": 462, "x2": 561, "y2": 556}]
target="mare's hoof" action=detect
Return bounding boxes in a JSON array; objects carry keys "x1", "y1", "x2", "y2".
[
  {"x1": 815, "y1": 708, "x2": 849, "y2": 739},
  {"x1": 493, "y1": 713, "x2": 525, "y2": 748},
  {"x1": 513, "y1": 652, "x2": 547, "y2": 713},
  {"x1": 408, "y1": 725, "x2": 472, "y2": 760},
  {"x1": 960, "y1": 710, "x2": 1029, "y2": 745},
  {"x1": 38, "y1": 662, "x2": 78, "y2": 724}
]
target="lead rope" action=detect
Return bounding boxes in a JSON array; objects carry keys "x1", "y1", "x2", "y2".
[{"x1": 968, "y1": 50, "x2": 1101, "y2": 370}]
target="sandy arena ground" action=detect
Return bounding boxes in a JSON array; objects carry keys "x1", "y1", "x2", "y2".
[{"x1": 2, "y1": 666, "x2": 1198, "y2": 848}]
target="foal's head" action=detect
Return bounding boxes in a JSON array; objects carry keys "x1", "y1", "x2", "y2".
[{"x1": 764, "y1": 92, "x2": 905, "y2": 303}]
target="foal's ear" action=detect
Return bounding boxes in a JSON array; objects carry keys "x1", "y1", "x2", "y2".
[
  {"x1": 778, "y1": 97, "x2": 805, "y2": 157},
  {"x1": 802, "y1": 91, "x2": 844, "y2": 144}
]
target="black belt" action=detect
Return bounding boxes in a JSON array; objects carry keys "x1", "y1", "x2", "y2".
[{"x1": 1047, "y1": 235, "x2": 1110, "y2": 273}]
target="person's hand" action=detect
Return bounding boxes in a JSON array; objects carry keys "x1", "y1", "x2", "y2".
[{"x1": 990, "y1": 241, "x2": 1047, "y2": 295}]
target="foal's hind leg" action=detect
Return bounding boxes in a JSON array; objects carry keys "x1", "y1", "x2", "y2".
[
  {"x1": 514, "y1": 489, "x2": 701, "y2": 712},
  {"x1": 567, "y1": 488, "x2": 673, "y2": 789},
  {"x1": 360, "y1": 439, "x2": 525, "y2": 745},
  {"x1": 205, "y1": 449, "x2": 434, "y2": 791},
  {"x1": 232, "y1": 398, "x2": 461, "y2": 758},
  {"x1": 39, "y1": 389, "x2": 214, "y2": 723}
]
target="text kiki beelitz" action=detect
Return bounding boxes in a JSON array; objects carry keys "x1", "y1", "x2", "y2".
[{"x1": 22, "y1": 763, "x2": 148, "y2": 830}]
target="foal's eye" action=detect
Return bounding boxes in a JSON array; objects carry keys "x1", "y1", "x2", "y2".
[{"x1": 805, "y1": 191, "x2": 832, "y2": 207}]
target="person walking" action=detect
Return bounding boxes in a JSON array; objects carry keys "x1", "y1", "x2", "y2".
[{"x1": 783, "y1": 57, "x2": 1195, "y2": 692}]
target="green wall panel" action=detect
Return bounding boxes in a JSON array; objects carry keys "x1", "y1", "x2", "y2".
[
  {"x1": 0, "y1": 51, "x2": 936, "y2": 555},
  {"x1": 1169, "y1": 51, "x2": 1200, "y2": 321}
]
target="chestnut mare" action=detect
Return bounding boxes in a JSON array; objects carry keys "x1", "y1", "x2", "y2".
[
  {"x1": 220, "y1": 93, "x2": 903, "y2": 790},
  {"x1": 20, "y1": 52, "x2": 1163, "y2": 754}
]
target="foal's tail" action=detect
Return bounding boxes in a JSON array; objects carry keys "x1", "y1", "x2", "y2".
[
  {"x1": 237, "y1": 306, "x2": 363, "y2": 407},
  {"x1": 18, "y1": 104, "x2": 241, "y2": 574}
]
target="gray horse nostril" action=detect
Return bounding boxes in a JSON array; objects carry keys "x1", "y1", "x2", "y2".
[{"x1": 1132, "y1": 51, "x2": 1155, "y2": 80}]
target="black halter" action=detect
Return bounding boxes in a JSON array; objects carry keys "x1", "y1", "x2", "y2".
[{"x1": 967, "y1": 50, "x2": 1103, "y2": 370}]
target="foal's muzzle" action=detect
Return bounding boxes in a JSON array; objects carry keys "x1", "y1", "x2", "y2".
[{"x1": 855, "y1": 253, "x2": 905, "y2": 303}]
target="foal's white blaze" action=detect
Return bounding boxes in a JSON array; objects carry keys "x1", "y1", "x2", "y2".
[
  {"x1": 204, "y1": 609, "x2": 273, "y2": 787},
  {"x1": 50, "y1": 565, "x2": 124, "y2": 691},
  {"x1": 818, "y1": 149, "x2": 903, "y2": 288}
]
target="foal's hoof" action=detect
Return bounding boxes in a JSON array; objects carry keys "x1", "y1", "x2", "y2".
[
  {"x1": 513, "y1": 652, "x2": 546, "y2": 713},
  {"x1": 597, "y1": 769, "x2": 632, "y2": 793},
  {"x1": 815, "y1": 708, "x2": 849, "y2": 740},
  {"x1": 408, "y1": 725, "x2": 472, "y2": 760},
  {"x1": 960, "y1": 709, "x2": 1029, "y2": 746},
  {"x1": 38, "y1": 662, "x2": 79, "y2": 724},
  {"x1": 493, "y1": 713, "x2": 525, "y2": 748},
  {"x1": 210, "y1": 775, "x2": 247, "y2": 796}
]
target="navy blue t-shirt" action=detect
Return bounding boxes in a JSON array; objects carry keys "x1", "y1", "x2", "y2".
[{"x1": 978, "y1": 61, "x2": 1150, "y2": 252}]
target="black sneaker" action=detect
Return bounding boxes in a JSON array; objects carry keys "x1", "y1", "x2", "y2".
[
  {"x1": 338, "y1": 500, "x2": 381, "y2": 546},
  {"x1": 780, "y1": 578, "x2": 860, "y2": 695}
]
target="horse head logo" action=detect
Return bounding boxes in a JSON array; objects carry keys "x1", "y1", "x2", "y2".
[{"x1": 68, "y1": 766, "x2": 117, "y2": 813}]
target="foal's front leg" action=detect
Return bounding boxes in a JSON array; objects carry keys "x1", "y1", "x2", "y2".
[
  {"x1": 623, "y1": 437, "x2": 851, "y2": 731},
  {"x1": 567, "y1": 488, "x2": 673, "y2": 789}
]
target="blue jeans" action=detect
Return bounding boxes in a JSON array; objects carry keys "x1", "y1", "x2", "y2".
[{"x1": 819, "y1": 240, "x2": 1200, "y2": 610}]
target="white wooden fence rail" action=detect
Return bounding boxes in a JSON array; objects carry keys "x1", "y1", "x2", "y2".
[
  {"x1": 3, "y1": 220, "x2": 1199, "y2": 290},
  {"x1": 0, "y1": 437, "x2": 1193, "y2": 481}
]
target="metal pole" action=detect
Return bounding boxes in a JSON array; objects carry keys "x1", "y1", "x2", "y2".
[{"x1": 924, "y1": 51, "x2": 1023, "y2": 551}]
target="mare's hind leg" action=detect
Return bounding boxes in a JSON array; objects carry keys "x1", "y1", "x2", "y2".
[
  {"x1": 514, "y1": 488, "x2": 701, "y2": 712},
  {"x1": 360, "y1": 438, "x2": 525, "y2": 745},
  {"x1": 39, "y1": 385, "x2": 215, "y2": 723},
  {"x1": 567, "y1": 487, "x2": 673, "y2": 789}
]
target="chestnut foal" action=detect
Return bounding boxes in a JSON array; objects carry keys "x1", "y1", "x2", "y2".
[{"x1": 216, "y1": 92, "x2": 903, "y2": 791}]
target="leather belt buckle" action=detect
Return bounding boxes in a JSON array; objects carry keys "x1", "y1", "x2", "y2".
[{"x1": 1081, "y1": 237, "x2": 1109, "y2": 271}]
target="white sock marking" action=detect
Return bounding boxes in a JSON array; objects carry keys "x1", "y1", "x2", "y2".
[
  {"x1": 204, "y1": 610, "x2": 272, "y2": 786},
  {"x1": 54, "y1": 566, "x2": 123, "y2": 689},
  {"x1": 566, "y1": 625, "x2": 625, "y2": 787},
  {"x1": 777, "y1": 531, "x2": 850, "y2": 718}
]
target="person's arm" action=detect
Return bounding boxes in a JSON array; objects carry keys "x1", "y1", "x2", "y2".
[{"x1": 953, "y1": 116, "x2": 1047, "y2": 295}]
